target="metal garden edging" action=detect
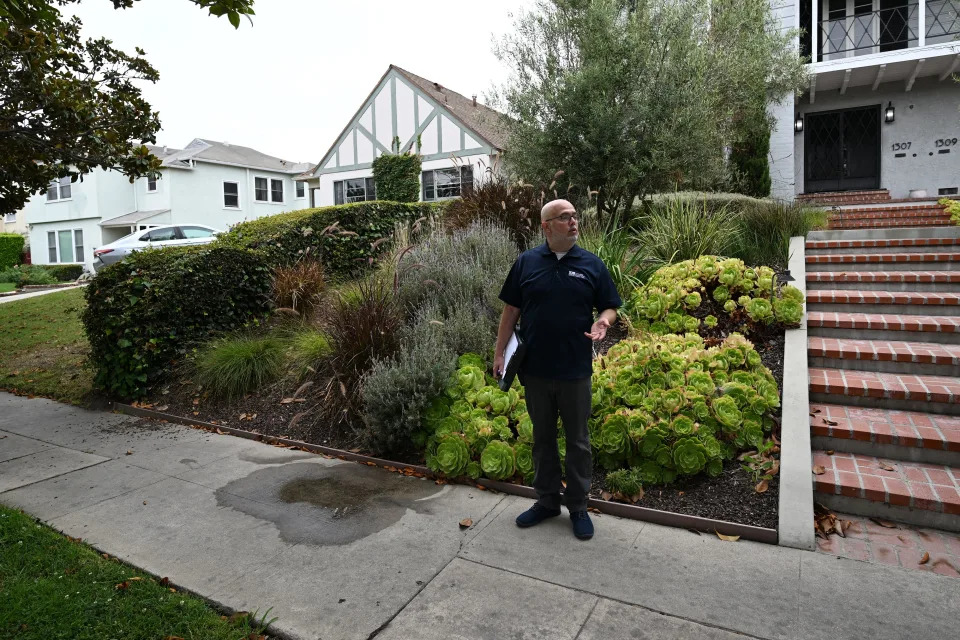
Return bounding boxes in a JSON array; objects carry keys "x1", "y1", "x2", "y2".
[
  {"x1": 114, "y1": 403, "x2": 778, "y2": 545},
  {"x1": 777, "y1": 236, "x2": 816, "y2": 550}
]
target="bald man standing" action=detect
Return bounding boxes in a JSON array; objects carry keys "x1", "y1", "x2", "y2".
[{"x1": 495, "y1": 199, "x2": 621, "y2": 540}]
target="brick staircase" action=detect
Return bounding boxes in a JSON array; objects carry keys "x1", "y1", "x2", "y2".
[{"x1": 804, "y1": 204, "x2": 960, "y2": 533}]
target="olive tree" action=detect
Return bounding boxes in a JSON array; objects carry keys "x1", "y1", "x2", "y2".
[{"x1": 493, "y1": 0, "x2": 807, "y2": 219}]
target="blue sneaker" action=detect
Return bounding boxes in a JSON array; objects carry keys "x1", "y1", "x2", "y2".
[
  {"x1": 570, "y1": 510, "x2": 594, "y2": 540},
  {"x1": 515, "y1": 503, "x2": 561, "y2": 528}
]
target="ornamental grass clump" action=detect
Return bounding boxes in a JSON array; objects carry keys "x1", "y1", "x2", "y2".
[
  {"x1": 624, "y1": 256, "x2": 804, "y2": 336},
  {"x1": 590, "y1": 333, "x2": 780, "y2": 486}
]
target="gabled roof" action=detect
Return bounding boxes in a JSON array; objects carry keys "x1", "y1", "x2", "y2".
[
  {"x1": 391, "y1": 66, "x2": 509, "y2": 150},
  {"x1": 310, "y1": 65, "x2": 510, "y2": 177},
  {"x1": 151, "y1": 139, "x2": 312, "y2": 175}
]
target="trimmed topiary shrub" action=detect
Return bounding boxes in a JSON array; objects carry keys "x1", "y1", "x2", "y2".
[
  {"x1": 371, "y1": 150, "x2": 422, "y2": 202},
  {"x1": 217, "y1": 201, "x2": 446, "y2": 276},
  {"x1": 83, "y1": 246, "x2": 272, "y2": 399},
  {"x1": 0, "y1": 233, "x2": 25, "y2": 269}
]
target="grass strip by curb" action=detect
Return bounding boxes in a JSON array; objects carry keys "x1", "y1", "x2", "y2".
[{"x1": 0, "y1": 504, "x2": 277, "y2": 639}]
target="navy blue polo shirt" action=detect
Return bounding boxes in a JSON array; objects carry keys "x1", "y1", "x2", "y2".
[{"x1": 499, "y1": 242, "x2": 622, "y2": 380}]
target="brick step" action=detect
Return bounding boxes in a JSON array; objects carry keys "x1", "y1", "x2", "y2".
[
  {"x1": 809, "y1": 367, "x2": 960, "y2": 416},
  {"x1": 806, "y1": 272, "x2": 960, "y2": 293},
  {"x1": 806, "y1": 237, "x2": 960, "y2": 255},
  {"x1": 809, "y1": 403, "x2": 960, "y2": 465},
  {"x1": 806, "y1": 252, "x2": 960, "y2": 271},
  {"x1": 811, "y1": 449, "x2": 959, "y2": 531},
  {"x1": 798, "y1": 189, "x2": 891, "y2": 204},
  {"x1": 808, "y1": 336, "x2": 960, "y2": 377},
  {"x1": 808, "y1": 227, "x2": 960, "y2": 242},
  {"x1": 828, "y1": 218, "x2": 951, "y2": 230},
  {"x1": 808, "y1": 312, "x2": 960, "y2": 344},
  {"x1": 829, "y1": 205, "x2": 947, "y2": 220},
  {"x1": 806, "y1": 290, "x2": 960, "y2": 316}
]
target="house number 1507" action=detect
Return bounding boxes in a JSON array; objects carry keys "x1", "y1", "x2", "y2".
[{"x1": 891, "y1": 142, "x2": 911, "y2": 151}]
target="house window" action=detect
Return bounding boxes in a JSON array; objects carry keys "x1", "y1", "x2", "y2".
[
  {"x1": 47, "y1": 229, "x2": 84, "y2": 263},
  {"x1": 296, "y1": 181, "x2": 306, "y2": 198},
  {"x1": 255, "y1": 177, "x2": 268, "y2": 201},
  {"x1": 147, "y1": 175, "x2": 158, "y2": 192},
  {"x1": 46, "y1": 176, "x2": 72, "y2": 202},
  {"x1": 422, "y1": 166, "x2": 474, "y2": 201},
  {"x1": 333, "y1": 177, "x2": 376, "y2": 205},
  {"x1": 4, "y1": 213, "x2": 15, "y2": 223},
  {"x1": 255, "y1": 177, "x2": 284, "y2": 203},
  {"x1": 223, "y1": 181, "x2": 240, "y2": 208}
]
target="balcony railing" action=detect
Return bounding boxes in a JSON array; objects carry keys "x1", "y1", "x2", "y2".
[{"x1": 807, "y1": 0, "x2": 960, "y2": 62}]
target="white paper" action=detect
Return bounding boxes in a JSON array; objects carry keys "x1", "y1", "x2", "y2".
[{"x1": 503, "y1": 331, "x2": 519, "y2": 372}]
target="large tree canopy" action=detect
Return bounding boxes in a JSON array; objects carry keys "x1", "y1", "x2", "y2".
[
  {"x1": 493, "y1": 0, "x2": 807, "y2": 218},
  {"x1": 0, "y1": 0, "x2": 255, "y2": 214}
]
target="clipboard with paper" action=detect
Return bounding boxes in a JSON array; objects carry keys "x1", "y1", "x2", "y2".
[{"x1": 498, "y1": 326, "x2": 527, "y2": 391}]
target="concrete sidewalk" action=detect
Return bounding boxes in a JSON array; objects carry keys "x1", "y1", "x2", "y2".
[
  {"x1": 0, "y1": 283, "x2": 85, "y2": 304},
  {"x1": 0, "y1": 392, "x2": 957, "y2": 640}
]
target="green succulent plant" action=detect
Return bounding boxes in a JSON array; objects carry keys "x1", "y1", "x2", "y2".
[{"x1": 480, "y1": 440, "x2": 516, "y2": 480}]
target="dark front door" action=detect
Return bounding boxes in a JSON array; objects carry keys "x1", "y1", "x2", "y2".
[{"x1": 805, "y1": 105, "x2": 881, "y2": 193}]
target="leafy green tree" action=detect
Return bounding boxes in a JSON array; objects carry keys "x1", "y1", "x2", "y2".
[
  {"x1": 0, "y1": 0, "x2": 255, "y2": 214},
  {"x1": 493, "y1": 0, "x2": 806, "y2": 220}
]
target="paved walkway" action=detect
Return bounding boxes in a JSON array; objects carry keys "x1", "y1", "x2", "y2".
[
  {"x1": 1, "y1": 392, "x2": 957, "y2": 640},
  {"x1": 0, "y1": 284, "x2": 85, "y2": 304}
]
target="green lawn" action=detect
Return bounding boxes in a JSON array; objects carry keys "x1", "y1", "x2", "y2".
[
  {"x1": 0, "y1": 505, "x2": 276, "y2": 639},
  {"x1": 0, "y1": 283, "x2": 15, "y2": 293},
  {"x1": 0, "y1": 288, "x2": 93, "y2": 404}
]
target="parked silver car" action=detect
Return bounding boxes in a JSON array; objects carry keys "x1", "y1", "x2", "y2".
[{"x1": 92, "y1": 224, "x2": 222, "y2": 271}]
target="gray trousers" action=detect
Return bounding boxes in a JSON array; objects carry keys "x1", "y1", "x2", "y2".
[{"x1": 522, "y1": 373, "x2": 593, "y2": 512}]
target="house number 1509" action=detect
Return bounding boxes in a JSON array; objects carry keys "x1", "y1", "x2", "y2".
[{"x1": 891, "y1": 142, "x2": 911, "y2": 151}]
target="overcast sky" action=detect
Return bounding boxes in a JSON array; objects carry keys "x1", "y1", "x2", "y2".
[{"x1": 69, "y1": 0, "x2": 524, "y2": 165}]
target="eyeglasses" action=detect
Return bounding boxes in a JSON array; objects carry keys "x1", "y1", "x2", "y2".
[{"x1": 546, "y1": 213, "x2": 578, "y2": 223}]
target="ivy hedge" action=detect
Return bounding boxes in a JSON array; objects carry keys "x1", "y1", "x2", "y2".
[
  {"x1": 83, "y1": 246, "x2": 272, "y2": 399},
  {"x1": 0, "y1": 233, "x2": 25, "y2": 269},
  {"x1": 217, "y1": 201, "x2": 446, "y2": 275},
  {"x1": 372, "y1": 152, "x2": 422, "y2": 202}
]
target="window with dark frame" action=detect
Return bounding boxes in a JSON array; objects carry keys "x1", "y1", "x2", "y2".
[
  {"x1": 296, "y1": 181, "x2": 305, "y2": 198},
  {"x1": 223, "y1": 182, "x2": 239, "y2": 208},
  {"x1": 74, "y1": 230, "x2": 84, "y2": 263},
  {"x1": 270, "y1": 178, "x2": 284, "y2": 203},
  {"x1": 422, "y1": 165, "x2": 474, "y2": 201},
  {"x1": 255, "y1": 177, "x2": 268, "y2": 201},
  {"x1": 333, "y1": 177, "x2": 376, "y2": 205},
  {"x1": 47, "y1": 231, "x2": 56, "y2": 262},
  {"x1": 147, "y1": 175, "x2": 158, "y2": 192}
]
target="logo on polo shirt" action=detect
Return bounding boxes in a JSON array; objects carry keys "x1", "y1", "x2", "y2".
[{"x1": 568, "y1": 270, "x2": 587, "y2": 280}]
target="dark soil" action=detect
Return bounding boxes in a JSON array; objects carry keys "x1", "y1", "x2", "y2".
[{"x1": 145, "y1": 311, "x2": 786, "y2": 531}]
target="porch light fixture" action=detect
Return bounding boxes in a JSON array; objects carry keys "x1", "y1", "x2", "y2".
[
  {"x1": 885, "y1": 102, "x2": 895, "y2": 123},
  {"x1": 794, "y1": 113, "x2": 803, "y2": 134}
]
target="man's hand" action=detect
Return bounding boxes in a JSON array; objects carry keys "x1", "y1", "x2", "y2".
[
  {"x1": 494, "y1": 353, "x2": 506, "y2": 379},
  {"x1": 584, "y1": 317, "x2": 611, "y2": 342}
]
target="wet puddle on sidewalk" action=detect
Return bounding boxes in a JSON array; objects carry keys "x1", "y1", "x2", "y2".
[{"x1": 216, "y1": 461, "x2": 444, "y2": 546}]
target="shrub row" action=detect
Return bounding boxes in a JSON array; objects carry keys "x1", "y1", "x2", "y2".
[
  {"x1": 0, "y1": 264, "x2": 57, "y2": 287},
  {"x1": 217, "y1": 201, "x2": 447, "y2": 276},
  {"x1": 83, "y1": 246, "x2": 272, "y2": 399}
]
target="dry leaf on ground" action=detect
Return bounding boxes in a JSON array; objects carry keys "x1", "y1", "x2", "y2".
[
  {"x1": 755, "y1": 480, "x2": 769, "y2": 493},
  {"x1": 869, "y1": 517, "x2": 898, "y2": 528},
  {"x1": 812, "y1": 465, "x2": 826, "y2": 475},
  {"x1": 878, "y1": 461, "x2": 896, "y2": 472},
  {"x1": 601, "y1": 491, "x2": 613, "y2": 501},
  {"x1": 459, "y1": 518, "x2": 473, "y2": 529},
  {"x1": 920, "y1": 552, "x2": 930, "y2": 565},
  {"x1": 716, "y1": 532, "x2": 740, "y2": 542}
]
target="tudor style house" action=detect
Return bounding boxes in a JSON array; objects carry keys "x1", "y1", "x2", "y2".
[
  {"x1": 18, "y1": 138, "x2": 312, "y2": 271},
  {"x1": 297, "y1": 65, "x2": 508, "y2": 206},
  {"x1": 769, "y1": 0, "x2": 960, "y2": 200}
]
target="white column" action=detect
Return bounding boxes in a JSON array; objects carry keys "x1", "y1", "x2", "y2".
[
  {"x1": 812, "y1": 0, "x2": 819, "y2": 63},
  {"x1": 919, "y1": 0, "x2": 926, "y2": 48}
]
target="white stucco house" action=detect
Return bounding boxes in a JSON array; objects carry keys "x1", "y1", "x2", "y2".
[
  {"x1": 0, "y1": 208, "x2": 29, "y2": 248},
  {"x1": 19, "y1": 139, "x2": 312, "y2": 271},
  {"x1": 769, "y1": 0, "x2": 960, "y2": 200},
  {"x1": 297, "y1": 65, "x2": 508, "y2": 206}
]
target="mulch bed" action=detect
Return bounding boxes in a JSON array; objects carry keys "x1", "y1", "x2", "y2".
[{"x1": 146, "y1": 311, "x2": 785, "y2": 531}]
